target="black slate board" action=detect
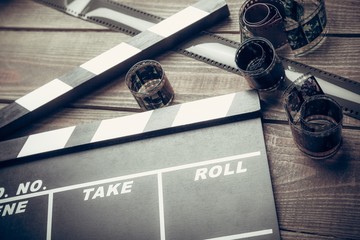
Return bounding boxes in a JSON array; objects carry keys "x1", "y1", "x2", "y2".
[{"x1": 0, "y1": 92, "x2": 280, "y2": 240}]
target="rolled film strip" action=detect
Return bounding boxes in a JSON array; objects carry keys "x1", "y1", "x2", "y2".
[
  {"x1": 125, "y1": 60, "x2": 175, "y2": 110},
  {"x1": 283, "y1": 74, "x2": 343, "y2": 159},
  {"x1": 238, "y1": 0, "x2": 328, "y2": 56},
  {"x1": 33, "y1": 0, "x2": 360, "y2": 121},
  {"x1": 235, "y1": 37, "x2": 285, "y2": 91},
  {"x1": 285, "y1": 0, "x2": 328, "y2": 56},
  {"x1": 239, "y1": 0, "x2": 288, "y2": 49},
  {"x1": 0, "y1": 91, "x2": 260, "y2": 163},
  {"x1": 0, "y1": 0, "x2": 230, "y2": 139},
  {"x1": 283, "y1": 73, "x2": 325, "y2": 123}
]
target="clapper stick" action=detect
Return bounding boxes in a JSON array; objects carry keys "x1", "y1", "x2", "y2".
[
  {"x1": 0, "y1": 0, "x2": 230, "y2": 139},
  {"x1": 0, "y1": 91, "x2": 260, "y2": 163}
]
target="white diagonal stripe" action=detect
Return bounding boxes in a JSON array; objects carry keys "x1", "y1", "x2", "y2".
[
  {"x1": 148, "y1": 6, "x2": 209, "y2": 38},
  {"x1": 15, "y1": 79, "x2": 73, "y2": 112},
  {"x1": 172, "y1": 93, "x2": 236, "y2": 127},
  {"x1": 80, "y1": 42, "x2": 141, "y2": 75},
  {"x1": 157, "y1": 173, "x2": 166, "y2": 240},
  {"x1": 17, "y1": 126, "x2": 76, "y2": 158},
  {"x1": 46, "y1": 192, "x2": 54, "y2": 240},
  {"x1": 204, "y1": 229, "x2": 273, "y2": 240},
  {"x1": 91, "y1": 111, "x2": 153, "y2": 142}
]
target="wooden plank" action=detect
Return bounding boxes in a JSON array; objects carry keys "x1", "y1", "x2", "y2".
[
  {"x1": 264, "y1": 123, "x2": 360, "y2": 240},
  {"x1": 280, "y1": 231, "x2": 341, "y2": 240},
  {"x1": 0, "y1": 0, "x2": 359, "y2": 34},
  {"x1": 0, "y1": 0, "x2": 105, "y2": 30}
]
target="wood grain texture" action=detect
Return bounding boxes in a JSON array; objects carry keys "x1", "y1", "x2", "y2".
[
  {"x1": 0, "y1": 0, "x2": 359, "y2": 34},
  {"x1": 265, "y1": 123, "x2": 360, "y2": 239},
  {"x1": 0, "y1": 0, "x2": 359, "y2": 239}
]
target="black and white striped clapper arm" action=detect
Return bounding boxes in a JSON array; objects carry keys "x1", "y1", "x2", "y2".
[
  {"x1": 0, "y1": 0, "x2": 230, "y2": 139},
  {"x1": 0, "y1": 91, "x2": 260, "y2": 163}
]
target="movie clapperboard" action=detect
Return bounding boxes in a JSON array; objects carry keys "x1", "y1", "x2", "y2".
[{"x1": 0, "y1": 90, "x2": 280, "y2": 240}]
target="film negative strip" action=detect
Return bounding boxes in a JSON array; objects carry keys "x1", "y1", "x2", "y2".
[
  {"x1": 238, "y1": 0, "x2": 288, "y2": 49},
  {"x1": 238, "y1": 0, "x2": 328, "y2": 56},
  {"x1": 282, "y1": 74, "x2": 343, "y2": 159},
  {"x1": 0, "y1": 91, "x2": 260, "y2": 163},
  {"x1": 0, "y1": 0, "x2": 230, "y2": 139},
  {"x1": 281, "y1": 59, "x2": 360, "y2": 120},
  {"x1": 284, "y1": 0, "x2": 328, "y2": 56},
  {"x1": 34, "y1": 0, "x2": 164, "y2": 35},
  {"x1": 34, "y1": 0, "x2": 360, "y2": 120}
]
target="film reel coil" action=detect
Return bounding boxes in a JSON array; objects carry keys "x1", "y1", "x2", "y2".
[
  {"x1": 125, "y1": 60, "x2": 175, "y2": 110},
  {"x1": 235, "y1": 37, "x2": 285, "y2": 91},
  {"x1": 283, "y1": 74, "x2": 343, "y2": 159},
  {"x1": 239, "y1": 0, "x2": 328, "y2": 56}
]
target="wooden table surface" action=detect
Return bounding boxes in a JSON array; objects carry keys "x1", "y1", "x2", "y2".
[{"x1": 0, "y1": 0, "x2": 359, "y2": 239}]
